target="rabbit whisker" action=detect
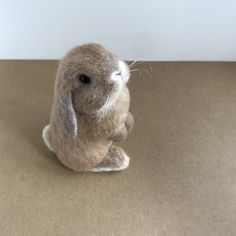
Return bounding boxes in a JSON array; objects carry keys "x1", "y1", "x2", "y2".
[
  {"x1": 130, "y1": 68, "x2": 153, "y2": 78},
  {"x1": 128, "y1": 60, "x2": 138, "y2": 68},
  {"x1": 95, "y1": 89, "x2": 119, "y2": 120},
  {"x1": 129, "y1": 61, "x2": 153, "y2": 72}
]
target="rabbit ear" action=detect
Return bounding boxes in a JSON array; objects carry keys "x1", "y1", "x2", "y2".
[{"x1": 56, "y1": 90, "x2": 77, "y2": 138}]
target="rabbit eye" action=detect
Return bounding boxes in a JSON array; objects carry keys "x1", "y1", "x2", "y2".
[{"x1": 79, "y1": 74, "x2": 91, "y2": 84}]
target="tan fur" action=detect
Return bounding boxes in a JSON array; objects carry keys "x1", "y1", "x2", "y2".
[{"x1": 44, "y1": 43, "x2": 134, "y2": 172}]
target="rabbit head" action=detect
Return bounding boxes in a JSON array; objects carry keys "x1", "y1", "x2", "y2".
[{"x1": 55, "y1": 43, "x2": 130, "y2": 137}]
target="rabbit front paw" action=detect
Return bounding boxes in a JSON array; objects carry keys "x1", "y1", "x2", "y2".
[{"x1": 110, "y1": 124, "x2": 128, "y2": 143}]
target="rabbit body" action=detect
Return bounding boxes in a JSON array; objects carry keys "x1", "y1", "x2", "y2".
[{"x1": 42, "y1": 43, "x2": 134, "y2": 172}]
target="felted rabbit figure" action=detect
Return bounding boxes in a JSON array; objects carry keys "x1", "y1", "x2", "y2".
[{"x1": 42, "y1": 43, "x2": 134, "y2": 172}]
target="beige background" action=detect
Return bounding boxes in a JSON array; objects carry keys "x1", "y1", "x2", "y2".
[{"x1": 0, "y1": 61, "x2": 235, "y2": 235}]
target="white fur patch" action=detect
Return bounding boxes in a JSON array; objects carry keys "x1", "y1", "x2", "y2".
[
  {"x1": 119, "y1": 60, "x2": 130, "y2": 84},
  {"x1": 110, "y1": 60, "x2": 130, "y2": 85},
  {"x1": 87, "y1": 153, "x2": 130, "y2": 172},
  {"x1": 69, "y1": 101, "x2": 78, "y2": 137},
  {"x1": 42, "y1": 125, "x2": 53, "y2": 152},
  {"x1": 95, "y1": 60, "x2": 130, "y2": 120}
]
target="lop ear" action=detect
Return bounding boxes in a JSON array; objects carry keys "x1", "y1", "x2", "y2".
[{"x1": 56, "y1": 90, "x2": 77, "y2": 138}]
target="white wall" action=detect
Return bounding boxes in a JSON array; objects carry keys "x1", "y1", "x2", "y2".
[{"x1": 1, "y1": 0, "x2": 236, "y2": 60}]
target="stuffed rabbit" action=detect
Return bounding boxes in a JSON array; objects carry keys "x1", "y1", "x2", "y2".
[{"x1": 42, "y1": 43, "x2": 134, "y2": 172}]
